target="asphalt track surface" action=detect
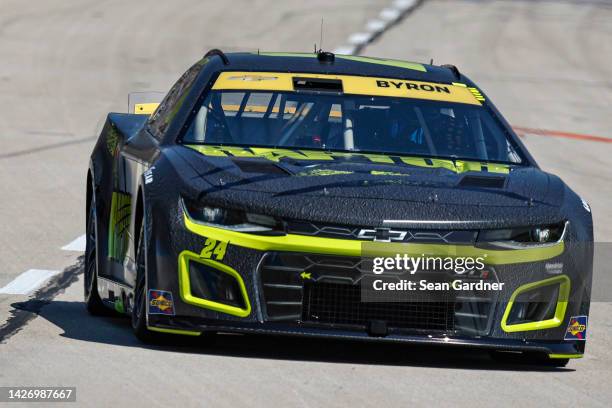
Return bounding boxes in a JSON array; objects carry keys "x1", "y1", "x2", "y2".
[{"x1": 1, "y1": 0, "x2": 611, "y2": 406}]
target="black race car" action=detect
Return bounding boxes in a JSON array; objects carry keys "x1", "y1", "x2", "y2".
[{"x1": 85, "y1": 50, "x2": 593, "y2": 366}]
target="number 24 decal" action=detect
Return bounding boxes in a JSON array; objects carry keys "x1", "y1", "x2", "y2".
[{"x1": 200, "y1": 238, "x2": 227, "y2": 260}]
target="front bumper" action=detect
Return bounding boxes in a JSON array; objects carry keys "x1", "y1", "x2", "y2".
[
  {"x1": 145, "y1": 207, "x2": 591, "y2": 359},
  {"x1": 147, "y1": 315, "x2": 585, "y2": 359}
]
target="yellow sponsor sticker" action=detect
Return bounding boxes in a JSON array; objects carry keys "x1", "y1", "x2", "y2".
[
  {"x1": 133, "y1": 102, "x2": 160, "y2": 115},
  {"x1": 213, "y1": 71, "x2": 481, "y2": 106}
]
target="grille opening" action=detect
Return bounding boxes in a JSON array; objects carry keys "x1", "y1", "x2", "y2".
[
  {"x1": 506, "y1": 284, "x2": 559, "y2": 325},
  {"x1": 259, "y1": 252, "x2": 496, "y2": 333},
  {"x1": 302, "y1": 281, "x2": 455, "y2": 332},
  {"x1": 189, "y1": 261, "x2": 246, "y2": 309}
]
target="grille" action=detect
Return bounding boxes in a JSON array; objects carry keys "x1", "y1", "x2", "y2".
[
  {"x1": 303, "y1": 281, "x2": 455, "y2": 331},
  {"x1": 258, "y1": 252, "x2": 498, "y2": 334}
]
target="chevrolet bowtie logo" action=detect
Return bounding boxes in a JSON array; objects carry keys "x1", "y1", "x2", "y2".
[{"x1": 357, "y1": 228, "x2": 407, "y2": 242}]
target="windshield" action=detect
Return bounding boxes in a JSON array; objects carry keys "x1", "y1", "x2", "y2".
[{"x1": 181, "y1": 83, "x2": 523, "y2": 164}]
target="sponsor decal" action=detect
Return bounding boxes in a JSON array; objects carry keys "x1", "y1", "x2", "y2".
[
  {"x1": 114, "y1": 298, "x2": 125, "y2": 314},
  {"x1": 565, "y1": 315, "x2": 587, "y2": 340},
  {"x1": 212, "y1": 71, "x2": 482, "y2": 105},
  {"x1": 227, "y1": 75, "x2": 278, "y2": 81},
  {"x1": 545, "y1": 262, "x2": 563, "y2": 274},
  {"x1": 185, "y1": 145, "x2": 511, "y2": 174},
  {"x1": 108, "y1": 191, "x2": 132, "y2": 262},
  {"x1": 134, "y1": 103, "x2": 159, "y2": 115},
  {"x1": 148, "y1": 289, "x2": 175, "y2": 315},
  {"x1": 376, "y1": 80, "x2": 451, "y2": 94},
  {"x1": 144, "y1": 166, "x2": 155, "y2": 184}
]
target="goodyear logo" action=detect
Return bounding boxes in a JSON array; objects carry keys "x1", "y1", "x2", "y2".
[
  {"x1": 148, "y1": 289, "x2": 175, "y2": 315},
  {"x1": 564, "y1": 315, "x2": 587, "y2": 340}
]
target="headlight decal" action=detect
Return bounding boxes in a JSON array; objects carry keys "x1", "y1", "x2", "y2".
[
  {"x1": 181, "y1": 198, "x2": 281, "y2": 233},
  {"x1": 477, "y1": 221, "x2": 568, "y2": 250}
]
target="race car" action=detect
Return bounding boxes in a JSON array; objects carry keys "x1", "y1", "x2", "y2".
[{"x1": 85, "y1": 49, "x2": 593, "y2": 366}]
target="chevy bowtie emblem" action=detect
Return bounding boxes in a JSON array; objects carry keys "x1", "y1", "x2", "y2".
[{"x1": 357, "y1": 228, "x2": 407, "y2": 242}]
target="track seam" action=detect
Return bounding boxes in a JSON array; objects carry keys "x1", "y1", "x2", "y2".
[
  {"x1": 0, "y1": 258, "x2": 84, "y2": 344},
  {"x1": 333, "y1": 0, "x2": 426, "y2": 55}
]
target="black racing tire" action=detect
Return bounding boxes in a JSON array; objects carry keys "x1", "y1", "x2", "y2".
[
  {"x1": 489, "y1": 351, "x2": 570, "y2": 367},
  {"x1": 84, "y1": 187, "x2": 109, "y2": 315},
  {"x1": 131, "y1": 221, "x2": 158, "y2": 343},
  {"x1": 130, "y1": 213, "x2": 211, "y2": 345}
]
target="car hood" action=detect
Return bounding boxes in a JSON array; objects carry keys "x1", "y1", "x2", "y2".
[{"x1": 173, "y1": 145, "x2": 567, "y2": 228}]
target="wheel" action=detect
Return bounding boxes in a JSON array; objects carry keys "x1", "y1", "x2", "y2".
[
  {"x1": 84, "y1": 187, "x2": 109, "y2": 315},
  {"x1": 131, "y1": 221, "x2": 158, "y2": 343},
  {"x1": 130, "y1": 216, "x2": 210, "y2": 345},
  {"x1": 489, "y1": 351, "x2": 569, "y2": 367}
]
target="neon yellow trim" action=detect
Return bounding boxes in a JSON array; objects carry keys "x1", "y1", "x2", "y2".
[
  {"x1": 183, "y1": 213, "x2": 564, "y2": 264},
  {"x1": 178, "y1": 251, "x2": 252, "y2": 317},
  {"x1": 213, "y1": 71, "x2": 481, "y2": 105},
  {"x1": 257, "y1": 52, "x2": 426, "y2": 72},
  {"x1": 548, "y1": 353, "x2": 583, "y2": 359},
  {"x1": 501, "y1": 275, "x2": 570, "y2": 333},
  {"x1": 468, "y1": 87, "x2": 485, "y2": 102},
  {"x1": 335, "y1": 55, "x2": 426, "y2": 72},
  {"x1": 147, "y1": 326, "x2": 201, "y2": 336},
  {"x1": 134, "y1": 102, "x2": 159, "y2": 115},
  {"x1": 185, "y1": 145, "x2": 511, "y2": 175},
  {"x1": 108, "y1": 191, "x2": 131, "y2": 261}
]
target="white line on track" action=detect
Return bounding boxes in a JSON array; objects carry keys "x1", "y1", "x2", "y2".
[
  {"x1": 348, "y1": 32, "x2": 374, "y2": 46},
  {"x1": 61, "y1": 234, "x2": 86, "y2": 252},
  {"x1": 332, "y1": 0, "x2": 420, "y2": 55},
  {"x1": 0, "y1": 269, "x2": 61, "y2": 295}
]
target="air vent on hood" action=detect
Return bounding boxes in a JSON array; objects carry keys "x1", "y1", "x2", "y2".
[
  {"x1": 459, "y1": 175, "x2": 506, "y2": 189},
  {"x1": 232, "y1": 158, "x2": 290, "y2": 175}
]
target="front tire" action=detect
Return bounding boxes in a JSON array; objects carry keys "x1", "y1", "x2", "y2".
[
  {"x1": 84, "y1": 187, "x2": 108, "y2": 315},
  {"x1": 131, "y1": 221, "x2": 157, "y2": 343},
  {"x1": 130, "y1": 213, "x2": 210, "y2": 345}
]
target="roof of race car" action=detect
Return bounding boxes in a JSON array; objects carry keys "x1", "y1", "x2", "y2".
[{"x1": 212, "y1": 52, "x2": 466, "y2": 84}]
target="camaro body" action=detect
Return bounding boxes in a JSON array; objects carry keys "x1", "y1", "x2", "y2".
[{"x1": 87, "y1": 52, "x2": 593, "y2": 358}]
